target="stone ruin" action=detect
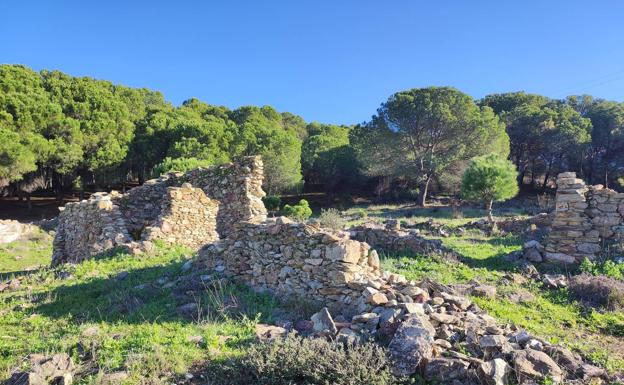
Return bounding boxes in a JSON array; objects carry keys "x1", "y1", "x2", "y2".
[
  {"x1": 51, "y1": 156, "x2": 267, "y2": 265},
  {"x1": 50, "y1": 160, "x2": 615, "y2": 383},
  {"x1": 542, "y1": 172, "x2": 624, "y2": 264}
]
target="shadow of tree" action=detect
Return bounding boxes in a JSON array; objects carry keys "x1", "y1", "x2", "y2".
[{"x1": 33, "y1": 260, "x2": 277, "y2": 327}]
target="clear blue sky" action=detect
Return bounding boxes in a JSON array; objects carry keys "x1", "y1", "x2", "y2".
[{"x1": 2, "y1": 1, "x2": 623, "y2": 124}]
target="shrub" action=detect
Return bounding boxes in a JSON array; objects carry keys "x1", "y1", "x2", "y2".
[
  {"x1": 281, "y1": 199, "x2": 312, "y2": 221},
  {"x1": 318, "y1": 208, "x2": 346, "y2": 230},
  {"x1": 461, "y1": 154, "x2": 519, "y2": 222},
  {"x1": 262, "y1": 195, "x2": 281, "y2": 212},
  {"x1": 152, "y1": 157, "x2": 212, "y2": 177},
  {"x1": 578, "y1": 257, "x2": 624, "y2": 280},
  {"x1": 209, "y1": 333, "x2": 395, "y2": 385},
  {"x1": 353, "y1": 208, "x2": 368, "y2": 219},
  {"x1": 569, "y1": 273, "x2": 624, "y2": 310}
]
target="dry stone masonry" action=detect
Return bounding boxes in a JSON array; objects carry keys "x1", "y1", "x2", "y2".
[
  {"x1": 544, "y1": 172, "x2": 624, "y2": 264},
  {"x1": 52, "y1": 156, "x2": 266, "y2": 265},
  {"x1": 349, "y1": 222, "x2": 461, "y2": 260},
  {"x1": 198, "y1": 217, "x2": 391, "y2": 315}
]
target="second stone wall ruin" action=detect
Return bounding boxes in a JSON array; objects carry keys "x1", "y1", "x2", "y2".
[
  {"x1": 52, "y1": 157, "x2": 266, "y2": 265},
  {"x1": 545, "y1": 172, "x2": 624, "y2": 263}
]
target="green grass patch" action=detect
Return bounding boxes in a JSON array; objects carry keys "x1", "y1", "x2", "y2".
[
  {"x1": 0, "y1": 244, "x2": 277, "y2": 383},
  {"x1": 0, "y1": 227, "x2": 52, "y2": 276}
]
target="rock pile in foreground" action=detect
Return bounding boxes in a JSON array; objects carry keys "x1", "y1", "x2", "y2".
[{"x1": 292, "y1": 282, "x2": 608, "y2": 385}]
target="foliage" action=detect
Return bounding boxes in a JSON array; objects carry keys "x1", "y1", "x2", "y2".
[
  {"x1": 302, "y1": 123, "x2": 360, "y2": 193},
  {"x1": 352, "y1": 208, "x2": 368, "y2": 219},
  {"x1": 281, "y1": 199, "x2": 312, "y2": 221},
  {"x1": 209, "y1": 333, "x2": 395, "y2": 385},
  {"x1": 481, "y1": 92, "x2": 592, "y2": 189},
  {"x1": 318, "y1": 208, "x2": 346, "y2": 230},
  {"x1": 354, "y1": 87, "x2": 510, "y2": 206},
  {"x1": 262, "y1": 195, "x2": 282, "y2": 212},
  {"x1": 152, "y1": 157, "x2": 212, "y2": 177},
  {"x1": 578, "y1": 257, "x2": 624, "y2": 280},
  {"x1": 3, "y1": 64, "x2": 624, "y2": 200},
  {"x1": 461, "y1": 154, "x2": 519, "y2": 219}
]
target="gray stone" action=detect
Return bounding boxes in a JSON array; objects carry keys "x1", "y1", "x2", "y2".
[
  {"x1": 512, "y1": 349, "x2": 563, "y2": 384},
  {"x1": 310, "y1": 307, "x2": 337, "y2": 334},
  {"x1": 388, "y1": 314, "x2": 435, "y2": 376},
  {"x1": 479, "y1": 358, "x2": 511, "y2": 385}
]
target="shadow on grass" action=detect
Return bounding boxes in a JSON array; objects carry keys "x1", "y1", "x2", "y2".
[
  {"x1": 366, "y1": 206, "x2": 486, "y2": 221},
  {"x1": 33, "y1": 259, "x2": 278, "y2": 328}
]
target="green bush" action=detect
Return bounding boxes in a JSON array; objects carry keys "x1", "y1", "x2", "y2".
[
  {"x1": 579, "y1": 257, "x2": 624, "y2": 280},
  {"x1": 262, "y1": 195, "x2": 282, "y2": 212},
  {"x1": 353, "y1": 208, "x2": 368, "y2": 219},
  {"x1": 318, "y1": 208, "x2": 346, "y2": 230},
  {"x1": 209, "y1": 333, "x2": 395, "y2": 385},
  {"x1": 461, "y1": 154, "x2": 519, "y2": 221},
  {"x1": 281, "y1": 199, "x2": 312, "y2": 221},
  {"x1": 152, "y1": 157, "x2": 212, "y2": 177}
]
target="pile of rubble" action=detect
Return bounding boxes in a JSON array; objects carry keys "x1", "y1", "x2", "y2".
[
  {"x1": 5, "y1": 353, "x2": 75, "y2": 385},
  {"x1": 288, "y1": 281, "x2": 608, "y2": 385}
]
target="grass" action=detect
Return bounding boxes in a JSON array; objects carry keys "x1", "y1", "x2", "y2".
[
  {"x1": 0, "y1": 227, "x2": 52, "y2": 276},
  {"x1": 0, "y1": 242, "x2": 277, "y2": 384}
]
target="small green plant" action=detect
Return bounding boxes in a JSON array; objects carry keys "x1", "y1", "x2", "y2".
[
  {"x1": 208, "y1": 333, "x2": 395, "y2": 385},
  {"x1": 353, "y1": 208, "x2": 368, "y2": 219},
  {"x1": 318, "y1": 208, "x2": 346, "y2": 230},
  {"x1": 579, "y1": 257, "x2": 624, "y2": 280},
  {"x1": 281, "y1": 199, "x2": 312, "y2": 221},
  {"x1": 262, "y1": 195, "x2": 282, "y2": 212}
]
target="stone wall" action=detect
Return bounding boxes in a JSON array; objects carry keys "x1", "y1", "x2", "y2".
[
  {"x1": 349, "y1": 222, "x2": 461, "y2": 260},
  {"x1": 182, "y1": 155, "x2": 267, "y2": 235},
  {"x1": 52, "y1": 193, "x2": 133, "y2": 265},
  {"x1": 198, "y1": 217, "x2": 419, "y2": 315},
  {"x1": 141, "y1": 184, "x2": 219, "y2": 250},
  {"x1": 544, "y1": 172, "x2": 624, "y2": 264},
  {"x1": 52, "y1": 157, "x2": 266, "y2": 265}
]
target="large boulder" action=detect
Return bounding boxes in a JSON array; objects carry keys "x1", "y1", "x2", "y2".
[
  {"x1": 388, "y1": 314, "x2": 435, "y2": 376},
  {"x1": 512, "y1": 349, "x2": 563, "y2": 384}
]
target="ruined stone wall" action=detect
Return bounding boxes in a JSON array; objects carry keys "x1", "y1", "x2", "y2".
[
  {"x1": 182, "y1": 156, "x2": 266, "y2": 235},
  {"x1": 52, "y1": 193, "x2": 133, "y2": 266},
  {"x1": 141, "y1": 184, "x2": 219, "y2": 249},
  {"x1": 199, "y1": 217, "x2": 417, "y2": 315},
  {"x1": 349, "y1": 223, "x2": 461, "y2": 260},
  {"x1": 114, "y1": 176, "x2": 176, "y2": 237},
  {"x1": 52, "y1": 157, "x2": 266, "y2": 265},
  {"x1": 545, "y1": 172, "x2": 624, "y2": 263}
]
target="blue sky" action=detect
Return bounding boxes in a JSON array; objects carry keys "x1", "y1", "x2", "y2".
[{"x1": 2, "y1": 1, "x2": 624, "y2": 124}]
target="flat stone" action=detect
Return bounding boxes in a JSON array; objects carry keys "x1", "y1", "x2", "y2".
[{"x1": 310, "y1": 307, "x2": 337, "y2": 334}]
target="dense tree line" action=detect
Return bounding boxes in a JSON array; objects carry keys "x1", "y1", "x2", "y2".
[{"x1": 1, "y1": 64, "x2": 623, "y2": 206}]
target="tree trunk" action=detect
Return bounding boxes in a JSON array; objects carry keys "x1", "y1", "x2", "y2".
[
  {"x1": 418, "y1": 177, "x2": 431, "y2": 207},
  {"x1": 27, "y1": 193, "x2": 32, "y2": 212},
  {"x1": 542, "y1": 158, "x2": 554, "y2": 191},
  {"x1": 487, "y1": 199, "x2": 494, "y2": 222},
  {"x1": 79, "y1": 173, "x2": 85, "y2": 201}
]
